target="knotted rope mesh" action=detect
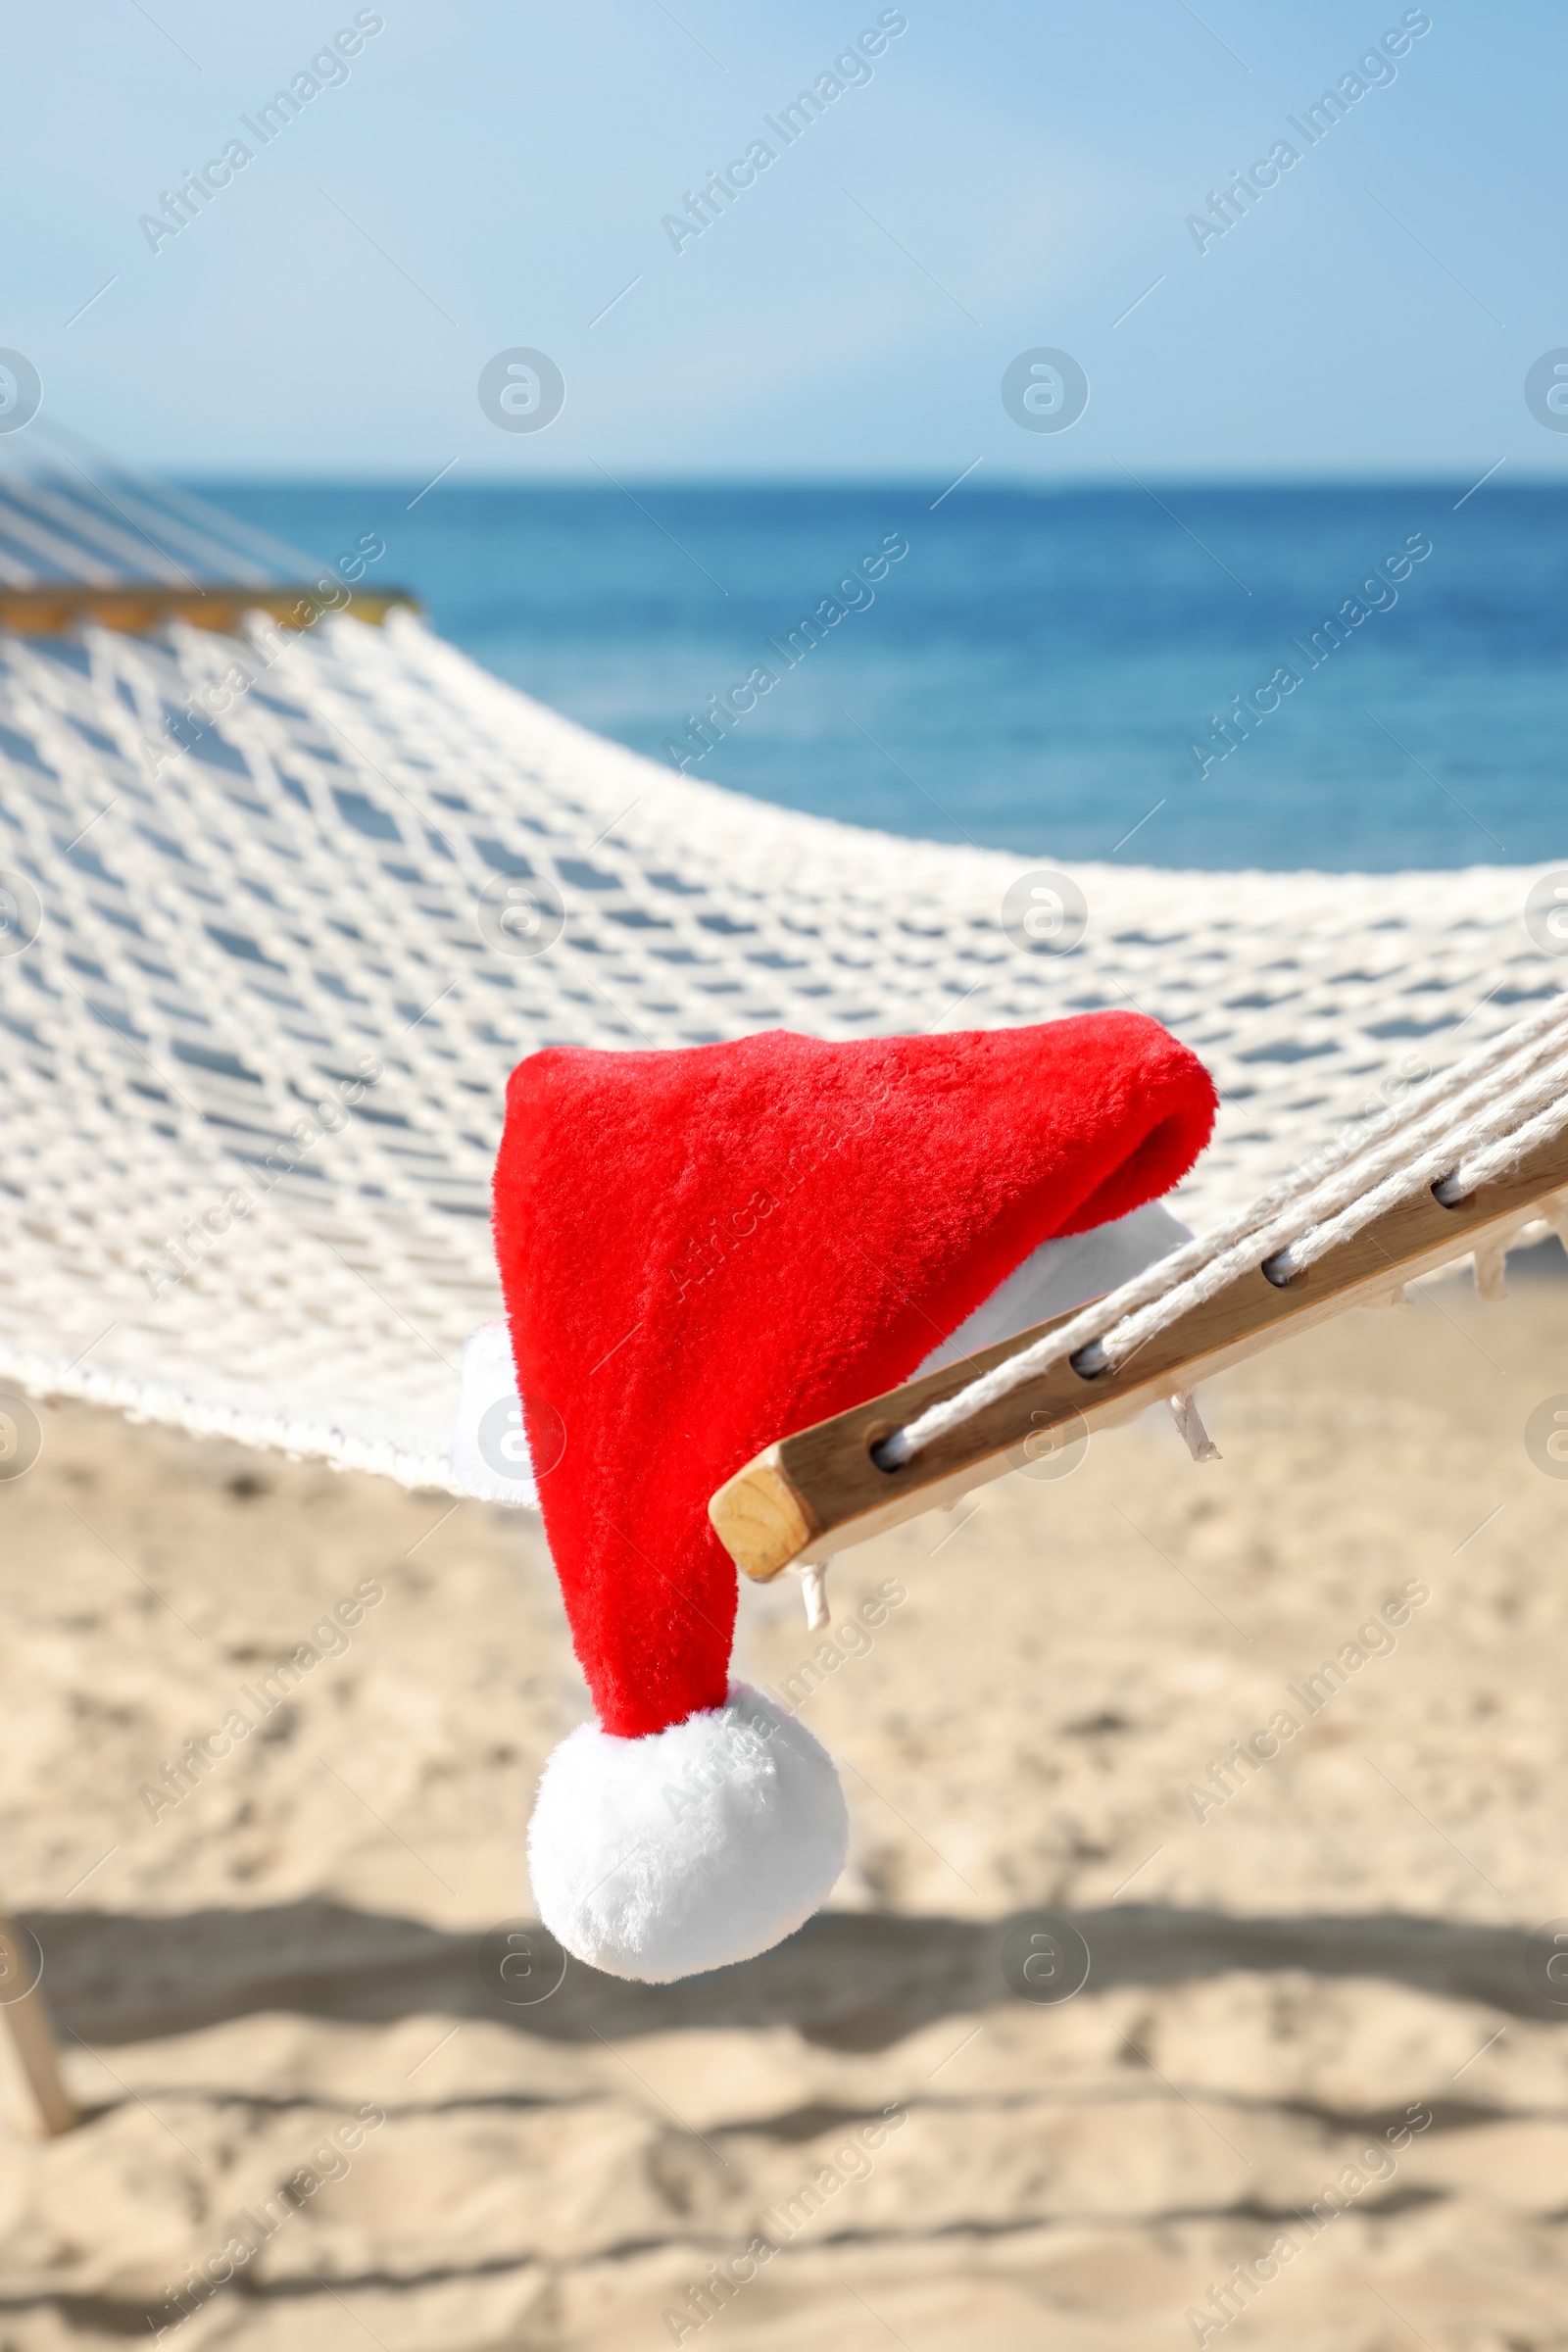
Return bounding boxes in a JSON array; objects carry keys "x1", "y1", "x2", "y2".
[{"x1": 0, "y1": 481, "x2": 1559, "y2": 1492}]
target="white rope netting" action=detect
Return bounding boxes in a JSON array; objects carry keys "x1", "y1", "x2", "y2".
[{"x1": 0, "y1": 584, "x2": 1560, "y2": 1493}]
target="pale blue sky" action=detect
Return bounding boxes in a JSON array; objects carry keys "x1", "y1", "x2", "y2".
[{"x1": 6, "y1": 0, "x2": 1562, "y2": 479}]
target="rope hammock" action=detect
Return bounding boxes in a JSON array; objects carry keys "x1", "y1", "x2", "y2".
[
  {"x1": 0, "y1": 455, "x2": 1561, "y2": 2120},
  {"x1": 0, "y1": 458, "x2": 1560, "y2": 1505}
]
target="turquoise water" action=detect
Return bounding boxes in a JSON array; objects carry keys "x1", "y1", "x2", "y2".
[{"x1": 198, "y1": 480, "x2": 1568, "y2": 872}]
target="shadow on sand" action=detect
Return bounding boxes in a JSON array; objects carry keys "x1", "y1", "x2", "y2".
[{"x1": 19, "y1": 1898, "x2": 1561, "y2": 2051}]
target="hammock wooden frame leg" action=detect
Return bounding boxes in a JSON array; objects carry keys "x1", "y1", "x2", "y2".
[
  {"x1": 0, "y1": 1912, "x2": 76, "y2": 2135},
  {"x1": 709, "y1": 1129, "x2": 1568, "y2": 1583}
]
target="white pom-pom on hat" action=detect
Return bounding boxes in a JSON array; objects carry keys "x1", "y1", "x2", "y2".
[{"x1": 527, "y1": 1683, "x2": 849, "y2": 1982}]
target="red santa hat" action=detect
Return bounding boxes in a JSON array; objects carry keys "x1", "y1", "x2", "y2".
[{"x1": 475, "y1": 1013, "x2": 1214, "y2": 1982}]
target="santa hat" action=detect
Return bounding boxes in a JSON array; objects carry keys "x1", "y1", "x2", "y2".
[{"x1": 472, "y1": 1013, "x2": 1214, "y2": 1983}]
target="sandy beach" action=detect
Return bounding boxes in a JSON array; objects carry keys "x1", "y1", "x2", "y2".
[{"x1": 1, "y1": 1252, "x2": 1566, "y2": 2350}]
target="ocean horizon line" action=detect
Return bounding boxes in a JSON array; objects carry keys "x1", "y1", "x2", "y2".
[{"x1": 171, "y1": 469, "x2": 1568, "y2": 497}]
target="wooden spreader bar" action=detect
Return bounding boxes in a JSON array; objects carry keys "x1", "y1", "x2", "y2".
[
  {"x1": 710, "y1": 1128, "x2": 1568, "y2": 1583},
  {"x1": 0, "y1": 585, "x2": 419, "y2": 637}
]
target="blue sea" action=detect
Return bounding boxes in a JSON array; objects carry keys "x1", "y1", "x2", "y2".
[{"x1": 197, "y1": 481, "x2": 1567, "y2": 873}]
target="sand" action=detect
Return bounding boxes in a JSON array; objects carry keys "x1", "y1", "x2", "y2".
[{"x1": 1, "y1": 1255, "x2": 1567, "y2": 2349}]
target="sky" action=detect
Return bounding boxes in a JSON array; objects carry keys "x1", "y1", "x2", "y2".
[{"x1": 4, "y1": 0, "x2": 1564, "y2": 481}]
